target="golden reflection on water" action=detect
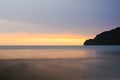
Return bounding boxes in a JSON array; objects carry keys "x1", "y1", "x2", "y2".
[
  {"x1": 0, "y1": 47, "x2": 120, "y2": 80},
  {"x1": 0, "y1": 49, "x2": 94, "y2": 59}
]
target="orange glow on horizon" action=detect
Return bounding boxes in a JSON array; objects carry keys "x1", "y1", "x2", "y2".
[{"x1": 0, "y1": 33, "x2": 89, "y2": 45}]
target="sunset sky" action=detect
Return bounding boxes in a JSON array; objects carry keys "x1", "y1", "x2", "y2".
[{"x1": 0, "y1": 0, "x2": 120, "y2": 45}]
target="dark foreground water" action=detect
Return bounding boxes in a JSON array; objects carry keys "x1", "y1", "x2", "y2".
[{"x1": 0, "y1": 46, "x2": 120, "y2": 80}]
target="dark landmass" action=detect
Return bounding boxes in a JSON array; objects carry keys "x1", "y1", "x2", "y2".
[{"x1": 84, "y1": 27, "x2": 120, "y2": 45}]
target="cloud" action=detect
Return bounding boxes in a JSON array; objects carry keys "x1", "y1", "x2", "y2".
[{"x1": 0, "y1": 19, "x2": 51, "y2": 33}]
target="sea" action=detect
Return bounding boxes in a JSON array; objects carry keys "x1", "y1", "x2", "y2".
[{"x1": 0, "y1": 46, "x2": 120, "y2": 80}]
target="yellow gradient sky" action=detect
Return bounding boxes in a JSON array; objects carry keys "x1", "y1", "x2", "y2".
[
  {"x1": 0, "y1": 19, "x2": 93, "y2": 45},
  {"x1": 0, "y1": 33, "x2": 88, "y2": 45}
]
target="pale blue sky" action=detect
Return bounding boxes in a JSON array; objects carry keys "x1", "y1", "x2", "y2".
[{"x1": 0, "y1": 0, "x2": 120, "y2": 36}]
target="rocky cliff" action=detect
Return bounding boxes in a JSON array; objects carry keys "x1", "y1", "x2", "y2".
[{"x1": 84, "y1": 27, "x2": 120, "y2": 45}]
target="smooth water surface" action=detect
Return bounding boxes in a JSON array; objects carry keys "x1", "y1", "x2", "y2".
[{"x1": 0, "y1": 46, "x2": 120, "y2": 80}]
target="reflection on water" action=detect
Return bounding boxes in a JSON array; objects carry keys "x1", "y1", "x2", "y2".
[
  {"x1": 0, "y1": 46, "x2": 120, "y2": 80},
  {"x1": 0, "y1": 49, "x2": 92, "y2": 59}
]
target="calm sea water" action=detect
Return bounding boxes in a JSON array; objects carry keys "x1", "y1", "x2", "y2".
[{"x1": 0, "y1": 46, "x2": 120, "y2": 80}]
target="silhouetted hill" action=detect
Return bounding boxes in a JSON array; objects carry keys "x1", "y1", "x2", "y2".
[{"x1": 84, "y1": 27, "x2": 120, "y2": 45}]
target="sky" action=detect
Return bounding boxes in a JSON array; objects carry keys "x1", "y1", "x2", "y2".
[{"x1": 0, "y1": 0, "x2": 120, "y2": 45}]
